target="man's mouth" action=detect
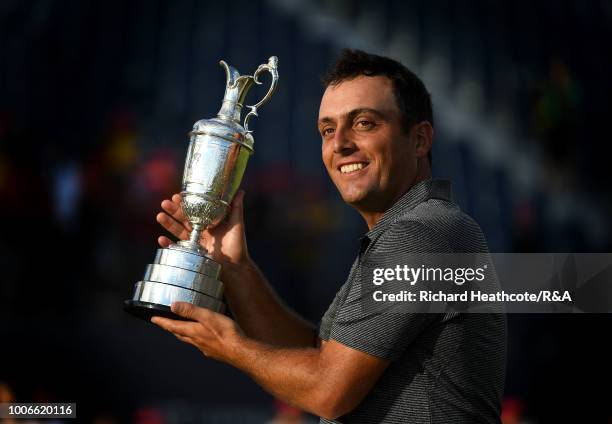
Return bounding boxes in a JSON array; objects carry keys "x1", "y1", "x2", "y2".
[{"x1": 339, "y1": 162, "x2": 369, "y2": 174}]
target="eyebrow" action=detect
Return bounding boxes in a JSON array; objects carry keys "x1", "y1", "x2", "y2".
[{"x1": 317, "y1": 107, "x2": 385, "y2": 126}]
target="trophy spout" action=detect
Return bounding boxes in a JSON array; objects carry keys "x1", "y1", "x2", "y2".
[{"x1": 217, "y1": 57, "x2": 279, "y2": 130}]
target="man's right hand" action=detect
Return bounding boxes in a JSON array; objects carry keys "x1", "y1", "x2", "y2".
[{"x1": 156, "y1": 190, "x2": 250, "y2": 280}]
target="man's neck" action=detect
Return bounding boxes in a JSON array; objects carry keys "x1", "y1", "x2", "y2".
[
  {"x1": 359, "y1": 191, "x2": 408, "y2": 230},
  {"x1": 359, "y1": 173, "x2": 431, "y2": 230}
]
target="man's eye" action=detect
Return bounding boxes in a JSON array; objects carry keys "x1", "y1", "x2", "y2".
[
  {"x1": 322, "y1": 128, "x2": 335, "y2": 136},
  {"x1": 356, "y1": 120, "x2": 374, "y2": 129}
]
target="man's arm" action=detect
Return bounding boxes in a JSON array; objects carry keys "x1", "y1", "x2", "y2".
[
  {"x1": 156, "y1": 191, "x2": 315, "y2": 347},
  {"x1": 152, "y1": 302, "x2": 389, "y2": 420}
]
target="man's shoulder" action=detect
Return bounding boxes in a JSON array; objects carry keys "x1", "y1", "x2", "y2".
[
  {"x1": 376, "y1": 197, "x2": 489, "y2": 254},
  {"x1": 401, "y1": 196, "x2": 468, "y2": 226}
]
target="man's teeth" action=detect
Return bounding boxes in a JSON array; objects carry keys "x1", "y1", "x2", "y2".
[{"x1": 340, "y1": 163, "x2": 366, "y2": 174}]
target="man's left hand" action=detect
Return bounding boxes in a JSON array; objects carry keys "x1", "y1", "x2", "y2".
[{"x1": 151, "y1": 302, "x2": 242, "y2": 363}]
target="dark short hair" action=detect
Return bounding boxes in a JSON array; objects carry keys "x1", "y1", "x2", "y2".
[{"x1": 322, "y1": 49, "x2": 433, "y2": 164}]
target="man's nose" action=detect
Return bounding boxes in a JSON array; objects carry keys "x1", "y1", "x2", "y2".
[{"x1": 333, "y1": 127, "x2": 356, "y2": 154}]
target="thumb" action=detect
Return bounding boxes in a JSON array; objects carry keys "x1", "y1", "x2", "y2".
[
  {"x1": 171, "y1": 302, "x2": 207, "y2": 321},
  {"x1": 227, "y1": 190, "x2": 246, "y2": 228}
]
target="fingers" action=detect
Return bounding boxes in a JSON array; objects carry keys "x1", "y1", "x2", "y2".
[
  {"x1": 227, "y1": 190, "x2": 246, "y2": 228},
  {"x1": 174, "y1": 333, "x2": 207, "y2": 356},
  {"x1": 157, "y1": 193, "x2": 193, "y2": 243},
  {"x1": 174, "y1": 333, "x2": 195, "y2": 345},
  {"x1": 157, "y1": 212, "x2": 191, "y2": 240},
  {"x1": 151, "y1": 315, "x2": 196, "y2": 335},
  {"x1": 171, "y1": 193, "x2": 182, "y2": 205},
  {"x1": 158, "y1": 236, "x2": 173, "y2": 248},
  {"x1": 171, "y1": 301, "x2": 216, "y2": 323},
  {"x1": 151, "y1": 318, "x2": 207, "y2": 355},
  {"x1": 162, "y1": 195, "x2": 191, "y2": 228}
]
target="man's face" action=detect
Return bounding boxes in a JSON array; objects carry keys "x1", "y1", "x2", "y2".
[{"x1": 318, "y1": 75, "x2": 418, "y2": 211}]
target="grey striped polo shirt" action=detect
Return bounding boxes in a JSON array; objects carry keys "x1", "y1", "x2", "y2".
[{"x1": 318, "y1": 179, "x2": 507, "y2": 423}]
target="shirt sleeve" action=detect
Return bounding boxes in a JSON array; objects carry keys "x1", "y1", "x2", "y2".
[{"x1": 328, "y1": 220, "x2": 453, "y2": 361}]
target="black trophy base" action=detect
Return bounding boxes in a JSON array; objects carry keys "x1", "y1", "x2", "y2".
[{"x1": 124, "y1": 300, "x2": 189, "y2": 322}]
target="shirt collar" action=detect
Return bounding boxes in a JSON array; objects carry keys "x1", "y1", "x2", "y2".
[{"x1": 363, "y1": 178, "x2": 452, "y2": 243}]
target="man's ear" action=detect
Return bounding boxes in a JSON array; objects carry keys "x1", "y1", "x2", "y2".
[{"x1": 412, "y1": 121, "x2": 433, "y2": 159}]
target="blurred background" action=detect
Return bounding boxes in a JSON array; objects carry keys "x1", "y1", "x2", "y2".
[{"x1": 1, "y1": 0, "x2": 611, "y2": 422}]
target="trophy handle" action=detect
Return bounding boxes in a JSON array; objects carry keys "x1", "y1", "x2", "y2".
[{"x1": 243, "y1": 56, "x2": 279, "y2": 133}]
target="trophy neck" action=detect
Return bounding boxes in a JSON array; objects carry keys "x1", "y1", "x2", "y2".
[
  {"x1": 218, "y1": 61, "x2": 256, "y2": 123},
  {"x1": 217, "y1": 98, "x2": 243, "y2": 123},
  {"x1": 217, "y1": 78, "x2": 255, "y2": 122},
  {"x1": 177, "y1": 223, "x2": 207, "y2": 254}
]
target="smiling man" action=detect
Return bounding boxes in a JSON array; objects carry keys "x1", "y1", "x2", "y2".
[{"x1": 152, "y1": 49, "x2": 506, "y2": 423}]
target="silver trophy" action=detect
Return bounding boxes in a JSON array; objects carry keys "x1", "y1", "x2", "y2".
[{"x1": 125, "y1": 56, "x2": 279, "y2": 320}]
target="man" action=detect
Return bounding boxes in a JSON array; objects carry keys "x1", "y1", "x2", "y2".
[{"x1": 153, "y1": 49, "x2": 507, "y2": 423}]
